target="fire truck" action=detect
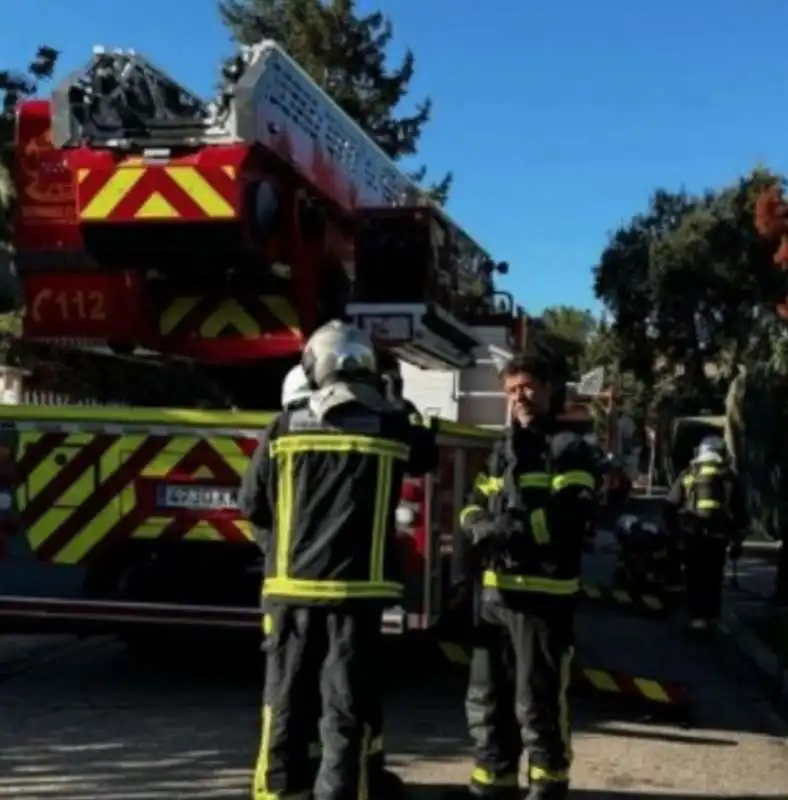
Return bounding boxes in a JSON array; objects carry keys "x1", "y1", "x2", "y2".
[{"x1": 0, "y1": 42, "x2": 523, "y2": 640}]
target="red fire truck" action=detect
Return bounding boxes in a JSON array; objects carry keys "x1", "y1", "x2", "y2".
[{"x1": 0, "y1": 42, "x2": 523, "y2": 640}]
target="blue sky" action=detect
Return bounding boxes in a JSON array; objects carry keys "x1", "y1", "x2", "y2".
[{"x1": 6, "y1": 0, "x2": 788, "y2": 315}]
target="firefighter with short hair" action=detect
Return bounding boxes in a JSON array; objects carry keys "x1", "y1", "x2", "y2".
[
  {"x1": 458, "y1": 352, "x2": 600, "y2": 800},
  {"x1": 278, "y1": 362, "x2": 406, "y2": 800},
  {"x1": 241, "y1": 320, "x2": 437, "y2": 800},
  {"x1": 663, "y1": 435, "x2": 747, "y2": 630}
]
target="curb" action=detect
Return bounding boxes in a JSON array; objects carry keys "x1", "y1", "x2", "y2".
[{"x1": 718, "y1": 602, "x2": 788, "y2": 702}]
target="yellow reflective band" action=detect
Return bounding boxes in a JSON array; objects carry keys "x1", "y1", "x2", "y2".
[
  {"x1": 698, "y1": 465, "x2": 721, "y2": 476},
  {"x1": 518, "y1": 471, "x2": 550, "y2": 489},
  {"x1": 482, "y1": 571, "x2": 580, "y2": 595},
  {"x1": 262, "y1": 614, "x2": 273, "y2": 636},
  {"x1": 529, "y1": 766, "x2": 569, "y2": 783},
  {"x1": 470, "y1": 767, "x2": 519, "y2": 787},
  {"x1": 530, "y1": 508, "x2": 550, "y2": 544},
  {"x1": 370, "y1": 455, "x2": 394, "y2": 582},
  {"x1": 368, "y1": 735, "x2": 383, "y2": 756},
  {"x1": 263, "y1": 577, "x2": 403, "y2": 599},
  {"x1": 274, "y1": 450, "x2": 295, "y2": 581},
  {"x1": 253, "y1": 704, "x2": 274, "y2": 800},
  {"x1": 552, "y1": 470, "x2": 595, "y2": 491},
  {"x1": 697, "y1": 499, "x2": 721, "y2": 509},
  {"x1": 559, "y1": 647, "x2": 574, "y2": 764},
  {"x1": 271, "y1": 434, "x2": 409, "y2": 461},
  {"x1": 475, "y1": 474, "x2": 504, "y2": 495},
  {"x1": 459, "y1": 504, "x2": 484, "y2": 526},
  {"x1": 683, "y1": 475, "x2": 694, "y2": 488}
]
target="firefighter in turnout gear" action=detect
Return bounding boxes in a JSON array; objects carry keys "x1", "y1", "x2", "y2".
[
  {"x1": 280, "y1": 363, "x2": 406, "y2": 800},
  {"x1": 240, "y1": 320, "x2": 438, "y2": 800},
  {"x1": 663, "y1": 435, "x2": 747, "y2": 630},
  {"x1": 458, "y1": 354, "x2": 600, "y2": 800}
]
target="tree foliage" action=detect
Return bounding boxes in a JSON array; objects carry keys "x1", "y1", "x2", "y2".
[
  {"x1": 593, "y1": 170, "x2": 784, "y2": 413},
  {"x1": 218, "y1": 0, "x2": 451, "y2": 203}
]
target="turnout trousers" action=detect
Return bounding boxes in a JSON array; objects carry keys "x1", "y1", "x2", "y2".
[
  {"x1": 307, "y1": 696, "x2": 397, "y2": 799},
  {"x1": 253, "y1": 604, "x2": 384, "y2": 800},
  {"x1": 466, "y1": 593, "x2": 574, "y2": 800},
  {"x1": 683, "y1": 535, "x2": 728, "y2": 621}
]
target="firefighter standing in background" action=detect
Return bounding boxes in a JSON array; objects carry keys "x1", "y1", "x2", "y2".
[
  {"x1": 279, "y1": 362, "x2": 407, "y2": 800},
  {"x1": 663, "y1": 436, "x2": 747, "y2": 630},
  {"x1": 458, "y1": 353, "x2": 600, "y2": 800},
  {"x1": 240, "y1": 320, "x2": 437, "y2": 800}
]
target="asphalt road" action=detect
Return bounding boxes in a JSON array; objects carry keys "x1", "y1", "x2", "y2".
[
  {"x1": 0, "y1": 594, "x2": 786, "y2": 800},
  {"x1": 0, "y1": 509, "x2": 786, "y2": 800}
]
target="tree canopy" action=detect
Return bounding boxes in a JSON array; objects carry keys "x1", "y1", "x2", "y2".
[
  {"x1": 592, "y1": 170, "x2": 786, "y2": 413},
  {"x1": 218, "y1": 0, "x2": 452, "y2": 203}
]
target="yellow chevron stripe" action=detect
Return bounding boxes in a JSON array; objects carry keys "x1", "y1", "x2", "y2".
[
  {"x1": 18, "y1": 432, "x2": 256, "y2": 563},
  {"x1": 633, "y1": 678, "x2": 671, "y2": 704},
  {"x1": 261, "y1": 296, "x2": 301, "y2": 337},
  {"x1": 165, "y1": 166, "x2": 235, "y2": 219},
  {"x1": 200, "y1": 299, "x2": 260, "y2": 338},
  {"x1": 159, "y1": 297, "x2": 199, "y2": 336},
  {"x1": 582, "y1": 669, "x2": 620, "y2": 693},
  {"x1": 79, "y1": 167, "x2": 145, "y2": 220}
]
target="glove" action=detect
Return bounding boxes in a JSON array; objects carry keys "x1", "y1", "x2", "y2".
[
  {"x1": 468, "y1": 510, "x2": 525, "y2": 548},
  {"x1": 729, "y1": 541, "x2": 742, "y2": 560}
]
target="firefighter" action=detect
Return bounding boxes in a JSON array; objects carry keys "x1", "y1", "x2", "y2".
[
  {"x1": 279, "y1": 362, "x2": 406, "y2": 800},
  {"x1": 457, "y1": 353, "x2": 600, "y2": 800},
  {"x1": 241, "y1": 320, "x2": 437, "y2": 800},
  {"x1": 663, "y1": 435, "x2": 747, "y2": 630}
]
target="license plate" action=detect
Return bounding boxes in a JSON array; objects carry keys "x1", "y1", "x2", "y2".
[{"x1": 157, "y1": 484, "x2": 239, "y2": 511}]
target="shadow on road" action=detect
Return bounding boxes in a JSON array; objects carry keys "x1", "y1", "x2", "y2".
[{"x1": 404, "y1": 787, "x2": 788, "y2": 800}]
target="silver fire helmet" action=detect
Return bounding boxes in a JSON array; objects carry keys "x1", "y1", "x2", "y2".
[
  {"x1": 301, "y1": 319, "x2": 377, "y2": 390},
  {"x1": 281, "y1": 364, "x2": 311, "y2": 410}
]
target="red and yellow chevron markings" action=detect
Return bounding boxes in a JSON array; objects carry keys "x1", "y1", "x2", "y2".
[
  {"x1": 437, "y1": 642, "x2": 690, "y2": 706},
  {"x1": 158, "y1": 295, "x2": 301, "y2": 340},
  {"x1": 14, "y1": 430, "x2": 258, "y2": 565},
  {"x1": 76, "y1": 161, "x2": 237, "y2": 222},
  {"x1": 571, "y1": 666, "x2": 690, "y2": 706},
  {"x1": 580, "y1": 584, "x2": 677, "y2": 615}
]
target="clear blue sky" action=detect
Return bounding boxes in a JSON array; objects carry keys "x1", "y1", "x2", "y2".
[{"x1": 6, "y1": 0, "x2": 788, "y2": 316}]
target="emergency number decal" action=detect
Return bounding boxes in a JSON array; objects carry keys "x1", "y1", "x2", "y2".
[{"x1": 157, "y1": 484, "x2": 239, "y2": 511}]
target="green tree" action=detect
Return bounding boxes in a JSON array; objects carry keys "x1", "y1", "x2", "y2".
[{"x1": 218, "y1": 0, "x2": 452, "y2": 202}]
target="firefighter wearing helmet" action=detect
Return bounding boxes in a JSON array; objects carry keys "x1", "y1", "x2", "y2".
[
  {"x1": 240, "y1": 320, "x2": 437, "y2": 800},
  {"x1": 278, "y1": 360, "x2": 407, "y2": 800},
  {"x1": 663, "y1": 435, "x2": 747, "y2": 630}
]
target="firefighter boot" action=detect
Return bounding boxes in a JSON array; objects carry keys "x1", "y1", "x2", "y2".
[{"x1": 525, "y1": 780, "x2": 569, "y2": 800}]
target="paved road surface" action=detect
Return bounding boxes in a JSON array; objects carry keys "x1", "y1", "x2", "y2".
[
  {"x1": 0, "y1": 506, "x2": 786, "y2": 800},
  {"x1": 0, "y1": 594, "x2": 786, "y2": 800}
]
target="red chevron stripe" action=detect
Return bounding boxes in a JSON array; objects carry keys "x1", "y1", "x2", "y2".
[
  {"x1": 37, "y1": 436, "x2": 171, "y2": 562},
  {"x1": 167, "y1": 440, "x2": 239, "y2": 484},
  {"x1": 110, "y1": 169, "x2": 206, "y2": 221},
  {"x1": 235, "y1": 437, "x2": 258, "y2": 458},
  {"x1": 20, "y1": 435, "x2": 117, "y2": 531}
]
